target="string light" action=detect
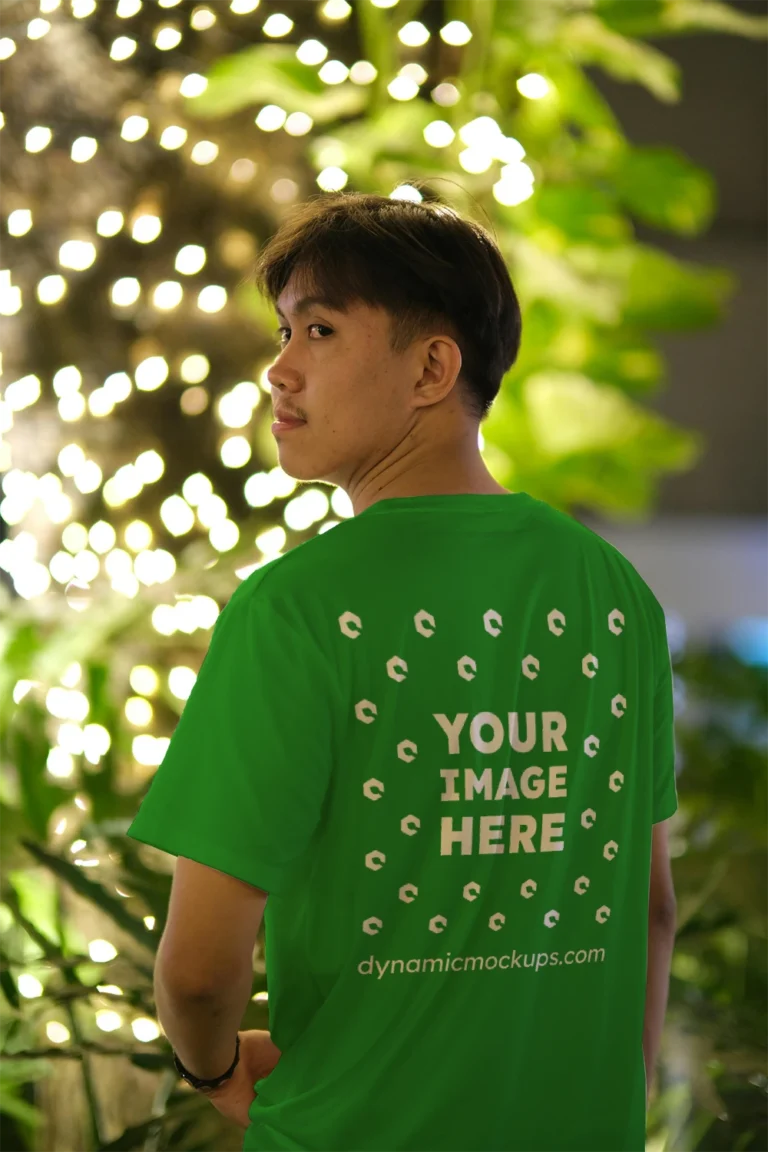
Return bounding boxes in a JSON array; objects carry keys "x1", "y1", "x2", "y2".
[
  {"x1": 0, "y1": 0, "x2": 520, "y2": 600},
  {"x1": 517, "y1": 72, "x2": 551, "y2": 99}
]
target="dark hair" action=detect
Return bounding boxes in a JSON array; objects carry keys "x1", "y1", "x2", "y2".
[{"x1": 250, "y1": 189, "x2": 522, "y2": 423}]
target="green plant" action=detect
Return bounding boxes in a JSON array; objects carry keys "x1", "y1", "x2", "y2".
[{"x1": 651, "y1": 643, "x2": 767, "y2": 1151}]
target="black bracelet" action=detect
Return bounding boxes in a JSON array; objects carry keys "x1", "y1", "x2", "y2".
[{"x1": 173, "y1": 1033, "x2": 240, "y2": 1091}]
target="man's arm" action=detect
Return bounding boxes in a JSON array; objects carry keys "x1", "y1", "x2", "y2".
[
  {"x1": 643, "y1": 911, "x2": 676, "y2": 1103},
  {"x1": 154, "y1": 959, "x2": 254, "y2": 1081},
  {"x1": 643, "y1": 818, "x2": 677, "y2": 1104},
  {"x1": 153, "y1": 856, "x2": 268, "y2": 1079}
]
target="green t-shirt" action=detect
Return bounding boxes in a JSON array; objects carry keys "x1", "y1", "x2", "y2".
[{"x1": 127, "y1": 492, "x2": 678, "y2": 1152}]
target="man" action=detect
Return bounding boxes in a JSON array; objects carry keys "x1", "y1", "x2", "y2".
[{"x1": 128, "y1": 198, "x2": 677, "y2": 1151}]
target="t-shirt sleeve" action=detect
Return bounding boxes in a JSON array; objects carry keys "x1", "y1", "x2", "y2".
[
  {"x1": 652, "y1": 604, "x2": 679, "y2": 825},
  {"x1": 126, "y1": 579, "x2": 338, "y2": 894}
]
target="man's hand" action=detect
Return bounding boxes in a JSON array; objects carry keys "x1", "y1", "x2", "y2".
[{"x1": 201, "y1": 1029, "x2": 282, "y2": 1129}]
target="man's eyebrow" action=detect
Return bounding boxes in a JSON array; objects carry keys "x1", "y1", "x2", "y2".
[{"x1": 275, "y1": 295, "x2": 336, "y2": 320}]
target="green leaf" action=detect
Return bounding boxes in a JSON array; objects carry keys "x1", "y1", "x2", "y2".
[
  {"x1": 6, "y1": 702, "x2": 71, "y2": 841},
  {"x1": 523, "y1": 370, "x2": 647, "y2": 456},
  {"x1": 19, "y1": 840, "x2": 157, "y2": 955},
  {"x1": 0, "y1": 1091, "x2": 46, "y2": 1128},
  {"x1": 544, "y1": 63, "x2": 623, "y2": 132},
  {"x1": 320, "y1": 99, "x2": 436, "y2": 177},
  {"x1": 31, "y1": 593, "x2": 146, "y2": 689},
  {"x1": 666, "y1": 1, "x2": 768, "y2": 37},
  {"x1": 535, "y1": 184, "x2": 631, "y2": 244},
  {"x1": 186, "y1": 44, "x2": 368, "y2": 124},
  {"x1": 559, "y1": 13, "x2": 681, "y2": 102},
  {"x1": 531, "y1": 319, "x2": 667, "y2": 395},
  {"x1": 595, "y1": 0, "x2": 668, "y2": 37},
  {"x1": 515, "y1": 372, "x2": 704, "y2": 519},
  {"x1": 0, "y1": 619, "x2": 43, "y2": 710},
  {"x1": 0, "y1": 1057, "x2": 53, "y2": 1086},
  {"x1": 0, "y1": 945, "x2": 20, "y2": 1010},
  {"x1": 234, "y1": 280, "x2": 280, "y2": 334},
  {"x1": 616, "y1": 146, "x2": 716, "y2": 235},
  {"x1": 597, "y1": 0, "x2": 768, "y2": 38},
  {"x1": 508, "y1": 236, "x2": 623, "y2": 325},
  {"x1": 0, "y1": 802, "x2": 45, "y2": 874},
  {"x1": 586, "y1": 336, "x2": 666, "y2": 395},
  {"x1": 0, "y1": 1057, "x2": 51, "y2": 1129},
  {"x1": 623, "y1": 246, "x2": 734, "y2": 329},
  {"x1": 1, "y1": 880, "x2": 64, "y2": 972},
  {"x1": 109, "y1": 836, "x2": 172, "y2": 925},
  {"x1": 2, "y1": 876, "x2": 62, "y2": 964}
]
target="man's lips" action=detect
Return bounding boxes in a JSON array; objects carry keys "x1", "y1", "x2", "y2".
[{"x1": 272, "y1": 416, "x2": 306, "y2": 432}]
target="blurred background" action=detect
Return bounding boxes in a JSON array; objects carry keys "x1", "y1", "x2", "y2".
[
  {"x1": 579, "y1": 1, "x2": 767, "y2": 645},
  {"x1": 0, "y1": 1, "x2": 766, "y2": 1150}
]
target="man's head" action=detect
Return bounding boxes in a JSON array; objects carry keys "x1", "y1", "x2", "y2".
[{"x1": 253, "y1": 190, "x2": 522, "y2": 498}]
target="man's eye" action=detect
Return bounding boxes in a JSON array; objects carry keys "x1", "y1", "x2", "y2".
[{"x1": 276, "y1": 324, "x2": 332, "y2": 345}]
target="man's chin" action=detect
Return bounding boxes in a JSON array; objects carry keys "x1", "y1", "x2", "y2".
[
  {"x1": 274, "y1": 441, "x2": 346, "y2": 488},
  {"x1": 274, "y1": 453, "x2": 320, "y2": 484}
]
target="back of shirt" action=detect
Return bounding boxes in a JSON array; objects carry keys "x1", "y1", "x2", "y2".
[{"x1": 127, "y1": 491, "x2": 679, "y2": 1152}]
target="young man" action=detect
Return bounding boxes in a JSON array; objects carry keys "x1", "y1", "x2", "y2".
[{"x1": 128, "y1": 193, "x2": 677, "y2": 1151}]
